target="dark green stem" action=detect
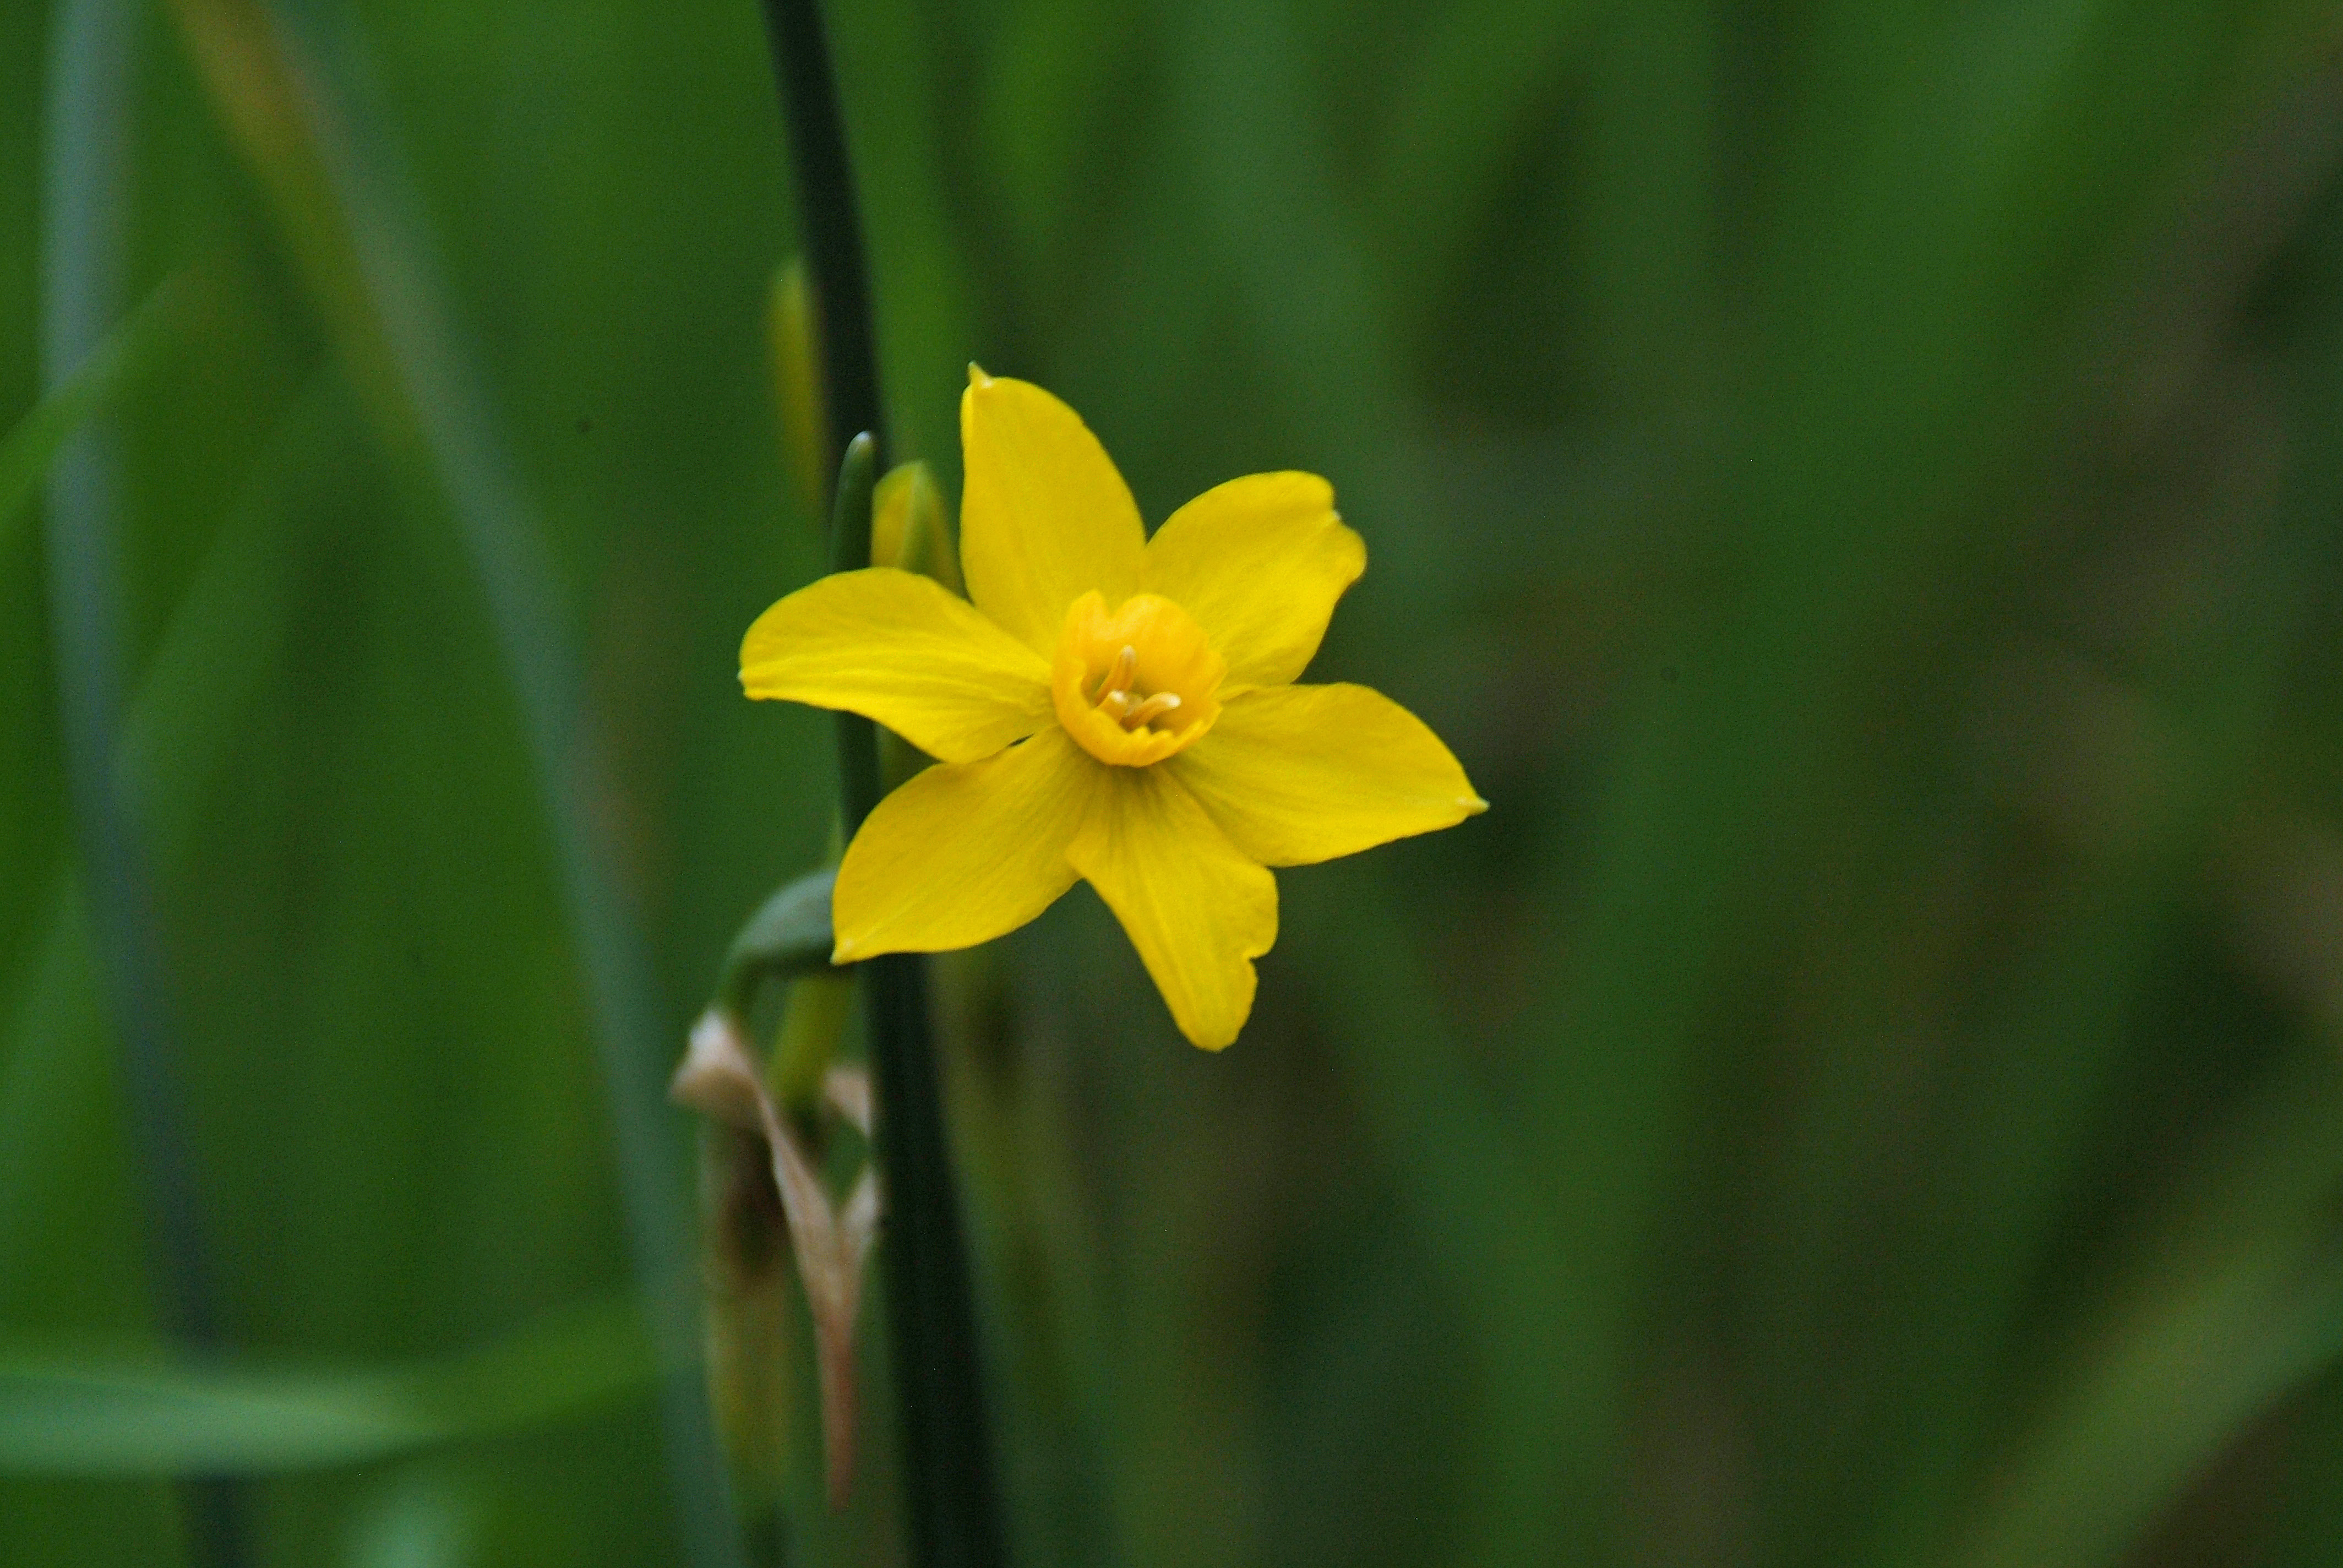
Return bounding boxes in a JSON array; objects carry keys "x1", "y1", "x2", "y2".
[
  {"x1": 761, "y1": 0, "x2": 1008, "y2": 1549},
  {"x1": 759, "y1": 0, "x2": 884, "y2": 472},
  {"x1": 824, "y1": 436, "x2": 1005, "y2": 1566}
]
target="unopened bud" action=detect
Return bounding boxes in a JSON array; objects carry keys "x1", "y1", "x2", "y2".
[
  {"x1": 871, "y1": 460, "x2": 962, "y2": 592},
  {"x1": 768, "y1": 258, "x2": 830, "y2": 526}
]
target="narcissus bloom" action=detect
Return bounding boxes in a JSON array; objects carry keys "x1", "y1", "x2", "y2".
[{"x1": 742, "y1": 370, "x2": 1485, "y2": 1049}]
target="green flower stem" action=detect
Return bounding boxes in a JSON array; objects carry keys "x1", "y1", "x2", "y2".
[
  {"x1": 824, "y1": 435, "x2": 1005, "y2": 1565},
  {"x1": 758, "y1": 0, "x2": 884, "y2": 475},
  {"x1": 759, "y1": 0, "x2": 1009, "y2": 1540}
]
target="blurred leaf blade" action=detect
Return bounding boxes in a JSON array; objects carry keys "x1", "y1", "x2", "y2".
[
  {"x1": 0, "y1": 1294, "x2": 657, "y2": 1476},
  {"x1": 0, "y1": 270, "x2": 187, "y2": 555},
  {"x1": 157, "y1": 2, "x2": 744, "y2": 1562},
  {"x1": 1946, "y1": 1037, "x2": 2343, "y2": 1568}
]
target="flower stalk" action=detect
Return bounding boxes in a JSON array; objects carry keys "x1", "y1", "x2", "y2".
[
  {"x1": 825, "y1": 435, "x2": 1006, "y2": 1564},
  {"x1": 758, "y1": 0, "x2": 881, "y2": 476},
  {"x1": 756, "y1": 0, "x2": 1007, "y2": 1556}
]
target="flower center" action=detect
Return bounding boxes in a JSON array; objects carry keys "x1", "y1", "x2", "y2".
[
  {"x1": 1091, "y1": 644, "x2": 1187, "y2": 729},
  {"x1": 1051, "y1": 591, "x2": 1225, "y2": 766}
]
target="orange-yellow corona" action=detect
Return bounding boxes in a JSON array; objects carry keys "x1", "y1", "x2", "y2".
[{"x1": 742, "y1": 369, "x2": 1484, "y2": 1049}]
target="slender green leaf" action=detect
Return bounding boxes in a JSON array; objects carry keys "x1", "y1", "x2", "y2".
[
  {"x1": 1947, "y1": 1044, "x2": 2343, "y2": 1568},
  {"x1": 0, "y1": 1295, "x2": 656, "y2": 1475},
  {"x1": 716, "y1": 868, "x2": 838, "y2": 1017},
  {"x1": 162, "y1": 5, "x2": 744, "y2": 1562},
  {"x1": 0, "y1": 271, "x2": 186, "y2": 556}
]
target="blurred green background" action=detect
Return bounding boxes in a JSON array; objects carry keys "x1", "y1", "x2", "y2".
[{"x1": 10, "y1": 0, "x2": 2343, "y2": 1564}]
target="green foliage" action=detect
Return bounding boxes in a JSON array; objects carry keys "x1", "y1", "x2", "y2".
[
  {"x1": 716, "y1": 870, "x2": 838, "y2": 1021},
  {"x1": 0, "y1": 1295, "x2": 654, "y2": 1475},
  {"x1": 7, "y1": 1, "x2": 2343, "y2": 1565},
  {"x1": 0, "y1": 271, "x2": 187, "y2": 557}
]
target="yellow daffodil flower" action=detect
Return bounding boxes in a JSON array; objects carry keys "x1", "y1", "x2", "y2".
[{"x1": 740, "y1": 369, "x2": 1485, "y2": 1049}]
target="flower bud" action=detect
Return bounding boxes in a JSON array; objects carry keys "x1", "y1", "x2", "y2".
[
  {"x1": 871, "y1": 460, "x2": 962, "y2": 592},
  {"x1": 767, "y1": 258, "x2": 829, "y2": 527}
]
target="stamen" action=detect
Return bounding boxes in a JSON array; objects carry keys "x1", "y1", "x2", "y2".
[
  {"x1": 1119, "y1": 692, "x2": 1181, "y2": 731},
  {"x1": 1086, "y1": 643, "x2": 1184, "y2": 733},
  {"x1": 1093, "y1": 645, "x2": 1137, "y2": 704}
]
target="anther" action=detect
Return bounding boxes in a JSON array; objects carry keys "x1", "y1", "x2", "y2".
[
  {"x1": 1119, "y1": 692, "x2": 1181, "y2": 731},
  {"x1": 1093, "y1": 646, "x2": 1137, "y2": 704}
]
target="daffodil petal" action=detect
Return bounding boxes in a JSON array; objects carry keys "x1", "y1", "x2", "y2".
[
  {"x1": 1067, "y1": 767, "x2": 1277, "y2": 1050},
  {"x1": 1170, "y1": 683, "x2": 1486, "y2": 867},
  {"x1": 1140, "y1": 472, "x2": 1365, "y2": 689},
  {"x1": 960, "y1": 369, "x2": 1145, "y2": 655},
  {"x1": 832, "y1": 727, "x2": 1099, "y2": 960},
  {"x1": 741, "y1": 567, "x2": 1054, "y2": 764}
]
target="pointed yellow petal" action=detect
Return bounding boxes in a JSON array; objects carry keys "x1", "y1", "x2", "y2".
[
  {"x1": 741, "y1": 567, "x2": 1053, "y2": 764},
  {"x1": 1067, "y1": 767, "x2": 1277, "y2": 1050},
  {"x1": 1140, "y1": 472, "x2": 1365, "y2": 689},
  {"x1": 1170, "y1": 683, "x2": 1486, "y2": 867},
  {"x1": 832, "y1": 727, "x2": 1099, "y2": 959},
  {"x1": 959, "y1": 369, "x2": 1145, "y2": 656}
]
